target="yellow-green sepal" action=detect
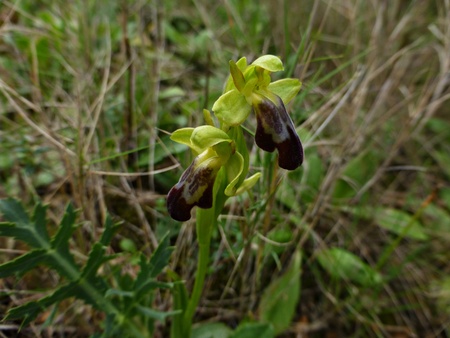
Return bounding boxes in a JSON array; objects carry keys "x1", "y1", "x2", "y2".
[
  {"x1": 224, "y1": 152, "x2": 244, "y2": 196},
  {"x1": 191, "y1": 125, "x2": 232, "y2": 150},
  {"x1": 251, "y1": 54, "x2": 284, "y2": 72},
  {"x1": 268, "y1": 79, "x2": 302, "y2": 104},
  {"x1": 212, "y1": 89, "x2": 252, "y2": 126},
  {"x1": 170, "y1": 128, "x2": 201, "y2": 153},
  {"x1": 235, "y1": 172, "x2": 261, "y2": 195}
]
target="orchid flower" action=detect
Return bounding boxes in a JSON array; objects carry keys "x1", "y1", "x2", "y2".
[
  {"x1": 167, "y1": 125, "x2": 260, "y2": 221},
  {"x1": 212, "y1": 55, "x2": 304, "y2": 170}
]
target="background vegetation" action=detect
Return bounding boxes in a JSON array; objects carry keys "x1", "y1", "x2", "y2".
[{"x1": 1, "y1": 0, "x2": 450, "y2": 337}]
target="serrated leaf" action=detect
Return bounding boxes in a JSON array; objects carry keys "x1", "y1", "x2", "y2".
[
  {"x1": 32, "y1": 203, "x2": 51, "y2": 244},
  {"x1": 317, "y1": 247, "x2": 382, "y2": 287},
  {"x1": 81, "y1": 243, "x2": 110, "y2": 279},
  {"x1": 51, "y1": 203, "x2": 76, "y2": 250},
  {"x1": 230, "y1": 322, "x2": 274, "y2": 338},
  {"x1": 0, "y1": 198, "x2": 30, "y2": 226},
  {"x1": 192, "y1": 322, "x2": 233, "y2": 338},
  {"x1": 100, "y1": 214, "x2": 118, "y2": 246},
  {"x1": 0, "y1": 199, "x2": 50, "y2": 248},
  {"x1": 0, "y1": 249, "x2": 48, "y2": 278},
  {"x1": 259, "y1": 250, "x2": 302, "y2": 334},
  {"x1": 375, "y1": 208, "x2": 428, "y2": 240},
  {"x1": 5, "y1": 283, "x2": 76, "y2": 325},
  {"x1": 147, "y1": 234, "x2": 173, "y2": 279}
]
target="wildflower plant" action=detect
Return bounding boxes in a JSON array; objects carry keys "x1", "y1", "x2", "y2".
[{"x1": 167, "y1": 55, "x2": 303, "y2": 336}]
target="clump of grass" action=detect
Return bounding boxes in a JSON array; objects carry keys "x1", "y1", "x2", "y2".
[{"x1": 1, "y1": 0, "x2": 450, "y2": 337}]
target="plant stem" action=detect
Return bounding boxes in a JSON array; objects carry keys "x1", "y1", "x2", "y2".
[{"x1": 183, "y1": 206, "x2": 216, "y2": 335}]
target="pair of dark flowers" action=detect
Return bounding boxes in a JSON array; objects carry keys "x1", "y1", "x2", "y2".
[{"x1": 167, "y1": 55, "x2": 304, "y2": 221}]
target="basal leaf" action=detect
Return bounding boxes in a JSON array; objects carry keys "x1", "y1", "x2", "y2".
[
  {"x1": 168, "y1": 271, "x2": 189, "y2": 338},
  {"x1": 259, "y1": 250, "x2": 302, "y2": 335},
  {"x1": 230, "y1": 322, "x2": 274, "y2": 338},
  {"x1": 192, "y1": 322, "x2": 233, "y2": 338},
  {"x1": 301, "y1": 153, "x2": 324, "y2": 203},
  {"x1": 375, "y1": 208, "x2": 428, "y2": 241},
  {"x1": 317, "y1": 247, "x2": 382, "y2": 287},
  {"x1": 332, "y1": 149, "x2": 379, "y2": 200}
]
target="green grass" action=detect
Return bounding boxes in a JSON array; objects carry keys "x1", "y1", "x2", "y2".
[{"x1": 1, "y1": 0, "x2": 450, "y2": 337}]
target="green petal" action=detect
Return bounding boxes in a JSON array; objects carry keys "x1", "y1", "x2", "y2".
[
  {"x1": 268, "y1": 79, "x2": 302, "y2": 104},
  {"x1": 170, "y1": 128, "x2": 201, "y2": 152},
  {"x1": 229, "y1": 60, "x2": 246, "y2": 92},
  {"x1": 242, "y1": 76, "x2": 258, "y2": 99},
  {"x1": 212, "y1": 89, "x2": 252, "y2": 126},
  {"x1": 191, "y1": 125, "x2": 231, "y2": 150},
  {"x1": 251, "y1": 55, "x2": 284, "y2": 72},
  {"x1": 235, "y1": 173, "x2": 261, "y2": 195},
  {"x1": 224, "y1": 57, "x2": 248, "y2": 92},
  {"x1": 236, "y1": 56, "x2": 248, "y2": 71},
  {"x1": 224, "y1": 152, "x2": 244, "y2": 196}
]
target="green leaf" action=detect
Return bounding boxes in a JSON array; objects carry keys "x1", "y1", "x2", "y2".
[
  {"x1": 317, "y1": 247, "x2": 382, "y2": 287},
  {"x1": 100, "y1": 215, "x2": 118, "y2": 246},
  {"x1": 32, "y1": 203, "x2": 51, "y2": 244},
  {"x1": 51, "y1": 203, "x2": 77, "y2": 250},
  {"x1": 259, "y1": 250, "x2": 302, "y2": 335},
  {"x1": 168, "y1": 271, "x2": 189, "y2": 338},
  {"x1": 192, "y1": 322, "x2": 233, "y2": 338},
  {"x1": 0, "y1": 198, "x2": 30, "y2": 226},
  {"x1": 230, "y1": 322, "x2": 274, "y2": 338},
  {"x1": 251, "y1": 55, "x2": 284, "y2": 72},
  {"x1": 422, "y1": 203, "x2": 450, "y2": 233},
  {"x1": 375, "y1": 208, "x2": 428, "y2": 241},
  {"x1": 267, "y1": 79, "x2": 302, "y2": 104},
  {"x1": 301, "y1": 153, "x2": 324, "y2": 203},
  {"x1": 332, "y1": 149, "x2": 379, "y2": 200},
  {"x1": 212, "y1": 89, "x2": 252, "y2": 126},
  {"x1": 0, "y1": 199, "x2": 50, "y2": 248},
  {"x1": 5, "y1": 283, "x2": 77, "y2": 325},
  {"x1": 136, "y1": 305, "x2": 180, "y2": 321},
  {"x1": 0, "y1": 249, "x2": 48, "y2": 278},
  {"x1": 134, "y1": 234, "x2": 173, "y2": 293},
  {"x1": 81, "y1": 243, "x2": 110, "y2": 280}
]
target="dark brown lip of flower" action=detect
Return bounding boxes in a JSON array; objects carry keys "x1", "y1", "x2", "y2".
[
  {"x1": 166, "y1": 159, "x2": 217, "y2": 222},
  {"x1": 254, "y1": 95, "x2": 304, "y2": 170}
]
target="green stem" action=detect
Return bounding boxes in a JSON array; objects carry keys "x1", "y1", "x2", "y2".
[{"x1": 183, "y1": 207, "x2": 216, "y2": 335}]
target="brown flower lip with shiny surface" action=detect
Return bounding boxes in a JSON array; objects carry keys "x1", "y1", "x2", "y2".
[
  {"x1": 166, "y1": 155, "x2": 220, "y2": 222},
  {"x1": 253, "y1": 94, "x2": 304, "y2": 170}
]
